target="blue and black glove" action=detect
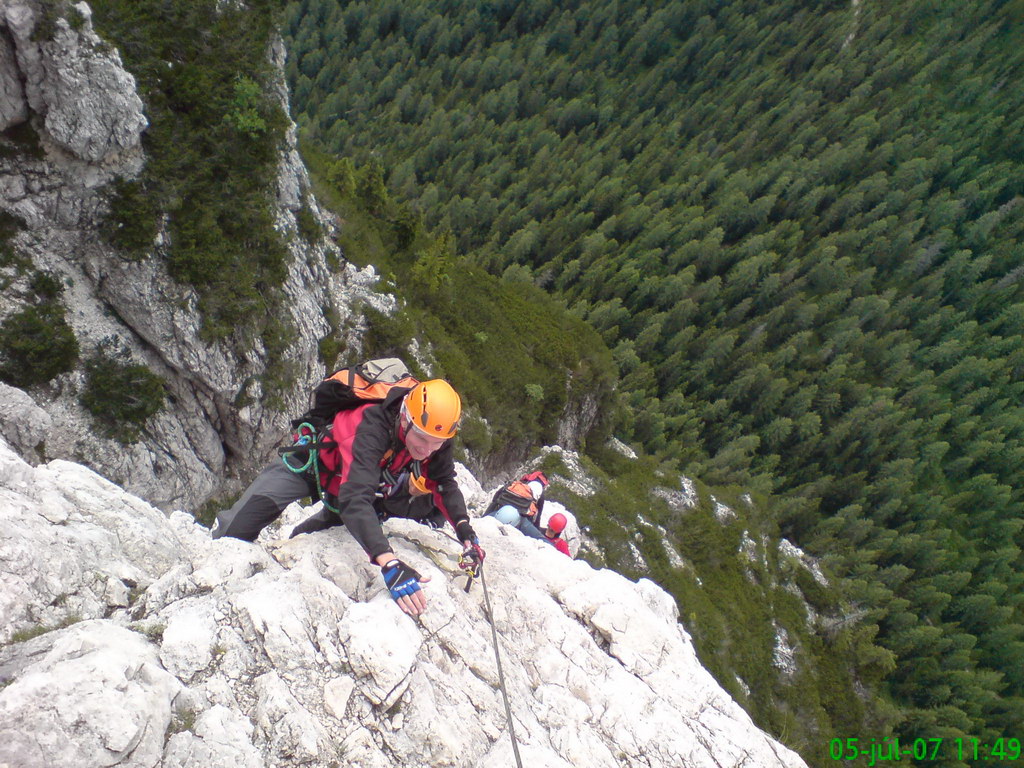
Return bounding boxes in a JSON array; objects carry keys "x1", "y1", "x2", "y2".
[{"x1": 381, "y1": 559, "x2": 423, "y2": 600}]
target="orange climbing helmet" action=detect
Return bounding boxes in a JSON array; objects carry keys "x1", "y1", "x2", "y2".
[{"x1": 403, "y1": 379, "x2": 462, "y2": 439}]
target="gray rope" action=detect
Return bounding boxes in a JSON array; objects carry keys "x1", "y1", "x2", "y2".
[
  {"x1": 479, "y1": 564, "x2": 524, "y2": 768},
  {"x1": 441, "y1": 530, "x2": 523, "y2": 767}
]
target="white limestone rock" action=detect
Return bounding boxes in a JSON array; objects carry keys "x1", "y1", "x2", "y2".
[
  {"x1": 0, "y1": 620, "x2": 182, "y2": 768},
  {"x1": 741, "y1": 529, "x2": 761, "y2": 565},
  {"x1": 0, "y1": 438, "x2": 187, "y2": 644},
  {"x1": 159, "y1": 599, "x2": 219, "y2": 682},
  {"x1": 455, "y1": 460, "x2": 489, "y2": 513},
  {"x1": 0, "y1": 443, "x2": 809, "y2": 768},
  {"x1": 556, "y1": 381, "x2": 602, "y2": 449},
  {"x1": 323, "y1": 675, "x2": 356, "y2": 720},
  {"x1": 253, "y1": 671, "x2": 327, "y2": 763},
  {"x1": 534, "y1": 445, "x2": 600, "y2": 496},
  {"x1": 163, "y1": 705, "x2": 265, "y2": 768},
  {"x1": 3, "y1": 0, "x2": 146, "y2": 163},
  {"x1": 638, "y1": 514, "x2": 688, "y2": 570},
  {"x1": 773, "y1": 622, "x2": 798, "y2": 678},
  {"x1": 779, "y1": 537, "x2": 830, "y2": 587},
  {"x1": 337, "y1": 599, "x2": 423, "y2": 707},
  {"x1": 0, "y1": 383, "x2": 51, "y2": 465},
  {"x1": 652, "y1": 473, "x2": 700, "y2": 512},
  {"x1": 606, "y1": 436, "x2": 637, "y2": 459},
  {"x1": 712, "y1": 494, "x2": 737, "y2": 522},
  {"x1": 626, "y1": 539, "x2": 648, "y2": 571},
  {"x1": 0, "y1": 25, "x2": 27, "y2": 129}
]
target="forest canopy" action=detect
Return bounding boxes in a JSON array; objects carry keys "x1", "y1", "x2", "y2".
[{"x1": 285, "y1": 0, "x2": 1024, "y2": 762}]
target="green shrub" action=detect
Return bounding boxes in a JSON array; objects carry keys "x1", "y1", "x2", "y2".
[
  {"x1": 91, "y1": 0, "x2": 291, "y2": 342},
  {"x1": 0, "y1": 209, "x2": 24, "y2": 242},
  {"x1": 318, "y1": 334, "x2": 345, "y2": 371},
  {"x1": 524, "y1": 383, "x2": 544, "y2": 402},
  {"x1": 29, "y1": 1, "x2": 60, "y2": 42},
  {"x1": 458, "y1": 411, "x2": 493, "y2": 457},
  {"x1": 296, "y1": 195, "x2": 323, "y2": 244},
  {"x1": 134, "y1": 621, "x2": 165, "y2": 643},
  {"x1": 258, "y1": 317, "x2": 295, "y2": 410},
  {"x1": 8, "y1": 624, "x2": 50, "y2": 644},
  {"x1": 537, "y1": 451, "x2": 571, "y2": 478},
  {"x1": 223, "y1": 76, "x2": 269, "y2": 138},
  {"x1": 0, "y1": 121, "x2": 45, "y2": 161},
  {"x1": 0, "y1": 303, "x2": 79, "y2": 387},
  {"x1": 168, "y1": 707, "x2": 198, "y2": 735},
  {"x1": 361, "y1": 304, "x2": 418, "y2": 361},
  {"x1": 317, "y1": 300, "x2": 350, "y2": 371},
  {"x1": 194, "y1": 495, "x2": 233, "y2": 528},
  {"x1": 6, "y1": 614, "x2": 83, "y2": 647},
  {"x1": 28, "y1": 271, "x2": 63, "y2": 300},
  {"x1": 0, "y1": 209, "x2": 28, "y2": 274},
  {"x1": 101, "y1": 178, "x2": 159, "y2": 257},
  {"x1": 80, "y1": 353, "x2": 166, "y2": 441},
  {"x1": 793, "y1": 563, "x2": 832, "y2": 613}
]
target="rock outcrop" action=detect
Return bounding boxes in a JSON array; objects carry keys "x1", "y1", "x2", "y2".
[
  {"x1": 1, "y1": 1, "x2": 147, "y2": 162},
  {"x1": 0, "y1": 1, "x2": 387, "y2": 510},
  {"x1": 0, "y1": 437, "x2": 808, "y2": 768}
]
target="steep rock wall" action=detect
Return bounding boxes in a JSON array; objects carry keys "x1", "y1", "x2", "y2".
[{"x1": 0, "y1": 1, "x2": 388, "y2": 510}]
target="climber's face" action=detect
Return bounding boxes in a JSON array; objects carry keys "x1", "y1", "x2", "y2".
[{"x1": 404, "y1": 419, "x2": 446, "y2": 460}]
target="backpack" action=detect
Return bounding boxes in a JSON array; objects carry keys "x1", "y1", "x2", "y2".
[
  {"x1": 279, "y1": 358, "x2": 420, "y2": 501},
  {"x1": 292, "y1": 357, "x2": 419, "y2": 431},
  {"x1": 484, "y1": 471, "x2": 549, "y2": 521}
]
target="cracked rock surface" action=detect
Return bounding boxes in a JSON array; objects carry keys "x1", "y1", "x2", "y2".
[
  {"x1": 0, "y1": 436, "x2": 807, "y2": 768},
  {"x1": 0, "y1": 1, "x2": 388, "y2": 512}
]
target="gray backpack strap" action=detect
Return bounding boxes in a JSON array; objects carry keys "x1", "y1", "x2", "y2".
[{"x1": 358, "y1": 357, "x2": 411, "y2": 384}]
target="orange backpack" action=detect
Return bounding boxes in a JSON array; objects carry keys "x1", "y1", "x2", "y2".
[
  {"x1": 484, "y1": 472, "x2": 549, "y2": 521},
  {"x1": 293, "y1": 358, "x2": 419, "y2": 431}
]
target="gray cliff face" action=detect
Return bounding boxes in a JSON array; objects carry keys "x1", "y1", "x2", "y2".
[
  {"x1": 556, "y1": 384, "x2": 601, "y2": 449},
  {"x1": 1, "y1": 1, "x2": 146, "y2": 163},
  {"x1": 0, "y1": 1, "x2": 389, "y2": 510}
]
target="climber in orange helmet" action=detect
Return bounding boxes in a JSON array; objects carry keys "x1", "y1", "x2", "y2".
[{"x1": 213, "y1": 379, "x2": 483, "y2": 615}]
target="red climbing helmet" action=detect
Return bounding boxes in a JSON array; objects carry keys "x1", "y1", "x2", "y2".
[{"x1": 547, "y1": 512, "x2": 567, "y2": 535}]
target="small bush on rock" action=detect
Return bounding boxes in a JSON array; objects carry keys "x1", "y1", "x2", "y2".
[
  {"x1": 80, "y1": 353, "x2": 167, "y2": 442},
  {"x1": 0, "y1": 303, "x2": 80, "y2": 388}
]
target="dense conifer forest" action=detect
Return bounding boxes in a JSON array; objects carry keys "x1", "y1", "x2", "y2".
[{"x1": 283, "y1": 0, "x2": 1024, "y2": 764}]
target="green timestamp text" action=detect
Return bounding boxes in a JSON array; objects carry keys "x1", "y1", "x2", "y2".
[{"x1": 829, "y1": 736, "x2": 1021, "y2": 764}]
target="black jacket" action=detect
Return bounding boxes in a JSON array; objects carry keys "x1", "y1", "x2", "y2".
[{"x1": 319, "y1": 387, "x2": 472, "y2": 559}]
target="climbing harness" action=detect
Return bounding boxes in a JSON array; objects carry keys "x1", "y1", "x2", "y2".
[
  {"x1": 278, "y1": 420, "x2": 415, "y2": 517},
  {"x1": 278, "y1": 422, "x2": 343, "y2": 514},
  {"x1": 278, "y1": 357, "x2": 423, "y2": 515}
]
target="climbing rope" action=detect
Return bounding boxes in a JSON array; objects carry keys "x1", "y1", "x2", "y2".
[
  {"x1": 451, "y1": 531, "x2": 522, "y2": 768},
  {"x1": 479, "y1": 563, "x2": 524, "y2": 768},
  {"x1": 278, "y1": 423, "x2": 342, "y2": 514},
  {"x1": 279, "y1": 423, "x2": 317, "y2": 473}
]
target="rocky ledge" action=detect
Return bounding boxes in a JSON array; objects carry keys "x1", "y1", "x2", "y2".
[{"x1": 0, "y1": 436, "x2": 807, "y2": 768}]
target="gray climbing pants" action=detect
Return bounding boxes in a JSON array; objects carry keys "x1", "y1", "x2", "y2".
[
  {"x1": 212, "y1": 461, "x2": 317, "y2": 541},
  {"x1": 212, "y1": 461, "x2": 445, "y2": 541}
]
